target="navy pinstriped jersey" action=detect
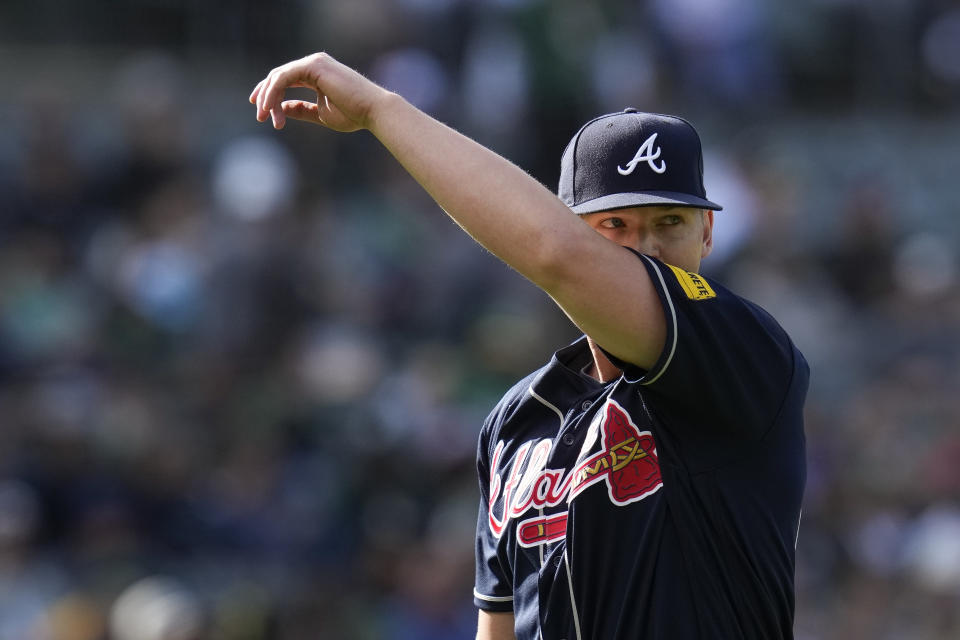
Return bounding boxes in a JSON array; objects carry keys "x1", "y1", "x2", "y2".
[{"x1": 473, "y1": 252, "x2": 809, "y2": 640}]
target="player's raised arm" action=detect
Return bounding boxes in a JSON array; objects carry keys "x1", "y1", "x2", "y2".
[{"x1": 250, "y1": 53, "x2": 670, "y2": 370}]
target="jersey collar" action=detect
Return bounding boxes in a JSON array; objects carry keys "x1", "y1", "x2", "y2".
[{"x1": 529, "y1": 336, "x2": 606, "y2": 414}]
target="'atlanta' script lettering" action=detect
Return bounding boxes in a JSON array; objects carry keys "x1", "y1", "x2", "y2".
[{"x1": 487, "y1": 400, "x2": 663, "y2": 546}]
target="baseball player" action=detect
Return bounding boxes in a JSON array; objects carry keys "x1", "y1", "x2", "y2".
[{"x1": 252, "y1": 53, "x2": 808, "y2": 640}]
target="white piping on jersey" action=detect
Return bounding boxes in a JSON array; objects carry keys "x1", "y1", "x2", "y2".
[
  {"x1": 528, "y1": 384, "x2": 564, "y2": 423},
  {"x1": 529, "y1": 384, "x2": 580, "y2": 637},
  {"x1": 564, "y1": 550, "x2": 583, "y2": 640},
  {"x1": 795, "y1": 507, "x2": 803, "y2": 549},
  {"x1": 473, "y1": 589, "x2": 514, "y2": 603},
  {"x1": 639, "y1": 255, "x2": 678, "y2": 386}
]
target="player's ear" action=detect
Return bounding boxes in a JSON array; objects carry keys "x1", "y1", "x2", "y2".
[{"x1": 700, "y1": 209, "x2": 714, "y2": 260}]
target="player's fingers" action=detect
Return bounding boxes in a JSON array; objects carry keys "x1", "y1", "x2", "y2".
[
  {"x1": 248, "y1": 80, "x2": 263, "y2": 105},
  {"x1": 259, "y1": 62, "x2": 304, "y2": 120},
  {"x1": 260, "y1": 68, "x2": 289, "y2": 121},
  {"x1": 270, "y1": 106, "x2": 286, "y2": 130},
  {"x1": 255, "y1": 77, "x2": 269, "y2": 121},
  {"x1": 259, "y1": 71, "x2": 274, "y2": 109},
  {"x1": 255, "y1": 76, "x2": 308, "y2": 105},
  {"x1": 253, "y1": 55, "x2": 339, "y2": 126},
  {"x1": 257, "y1": 68, "x2": 282, "y2": 119},
  {"x1": 252, "y1": 81, "x2": 275, "y2": 123},
  {"x1": 280, "y1": 100, "x2": 321, "y2": 124},
  {"x1": 256, "y1": 70, "x2": 275, "y2": 113}
]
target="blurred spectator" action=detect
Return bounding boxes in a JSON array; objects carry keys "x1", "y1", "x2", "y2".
[
  {"x1": 109, "y1": 576, "x2": 204, "y2": 640},
  {"x1": 819, "y1": 177, "x2": 898, "y2": 307},
  {"x1": 649, "y1": 0, "x2": 783, "y2": 111}
]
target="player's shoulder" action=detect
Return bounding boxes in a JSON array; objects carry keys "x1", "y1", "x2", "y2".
[
  {"x1": 722, "y1": 285, "x2": 805, "y2": 363},
  {"x1": 693, "y1": 276, "x2": 811, "y2": 390},
  {"x1": 658, "y1": 256, "x2": 797, "y2": 348}
]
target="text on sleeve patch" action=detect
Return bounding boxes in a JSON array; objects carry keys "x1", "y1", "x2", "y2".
[{"x1": 666, "y1": 264, "x2": 716, "y2": 300}]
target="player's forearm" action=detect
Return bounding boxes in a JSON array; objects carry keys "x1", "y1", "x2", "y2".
[
  {"x1": 366, "y1": 92, "x2": 593, "y2": 288},
  {"x1": 364, "y1": 93, "x2": 665, "y2": 367},
  {"x1": 477, "y1": 610, "x2": 517, "y2": 640}
]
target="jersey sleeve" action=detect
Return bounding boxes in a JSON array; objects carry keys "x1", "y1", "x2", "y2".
[
  {"x1": 609, "y1": 251, "x2": 803, "y2": 447},
  {"x1": 473, "y1": 412, "x2": 515, "y2": 612}
]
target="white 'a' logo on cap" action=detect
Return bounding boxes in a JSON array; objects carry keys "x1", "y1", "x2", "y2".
[{"x1": 618, "y1": 133, "x2": 666, "y2": 175}]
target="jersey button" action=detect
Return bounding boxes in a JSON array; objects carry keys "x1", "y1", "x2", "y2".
[
  {"x1": 561, "y1": 433, "x2": 575, "y2": 446},
  {"x1": 581, "y1": 400, "x2": 592, "y2": 411}
]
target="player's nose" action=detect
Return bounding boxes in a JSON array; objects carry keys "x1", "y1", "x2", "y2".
[{"x1": 625, "y1": 231, "x2": 658, "y2": 259}]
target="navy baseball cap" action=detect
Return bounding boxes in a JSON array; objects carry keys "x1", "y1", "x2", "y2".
[{"x1": 558, "y1": 109, "x2": 723, "y2": 214}]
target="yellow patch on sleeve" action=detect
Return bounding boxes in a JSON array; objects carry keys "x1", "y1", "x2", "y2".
[{"x1": 666, "y1": 264, "x2": 716, "y2": 300}]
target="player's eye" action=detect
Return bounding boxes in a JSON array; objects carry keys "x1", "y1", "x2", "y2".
[
  {"x1": 601, "y1": 217, "x2": 626, "y2": 229},
  {"x1": 659, "y1": 215, "x2": 682, "y2": 226}
]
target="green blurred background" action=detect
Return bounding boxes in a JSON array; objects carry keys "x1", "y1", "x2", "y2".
[{"x1": 1, "y1": 1, "x2": 959, "y2": 638}]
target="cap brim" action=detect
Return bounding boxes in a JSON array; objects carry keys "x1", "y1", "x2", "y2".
[{"x1": 569, "y1": 191, "x2": 723, "y2": 214}]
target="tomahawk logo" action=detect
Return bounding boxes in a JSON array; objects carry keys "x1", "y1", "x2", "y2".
[
  {"x1": 487, "y1": 399, "x2": 662, "y2": 547},
  {"x1": 618, "y1": 132, "x2": 666, "y2": 175}
]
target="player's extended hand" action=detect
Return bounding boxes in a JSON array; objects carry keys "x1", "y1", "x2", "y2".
[{"x1": 249, "y1": 52, "x2": 390, "y2": 132}]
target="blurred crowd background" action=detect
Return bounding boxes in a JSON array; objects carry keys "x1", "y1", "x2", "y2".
[{"x1": 1, "y1": 0, "x2": 959, "y2": 639}]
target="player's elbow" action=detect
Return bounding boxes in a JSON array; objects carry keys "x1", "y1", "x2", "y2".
[
  {"x1": 530, "y1": 240, "x2": 571, "y2": 292},
  {"x1": 520, "y1": 221, "x2": 586, "y2": 289}
]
